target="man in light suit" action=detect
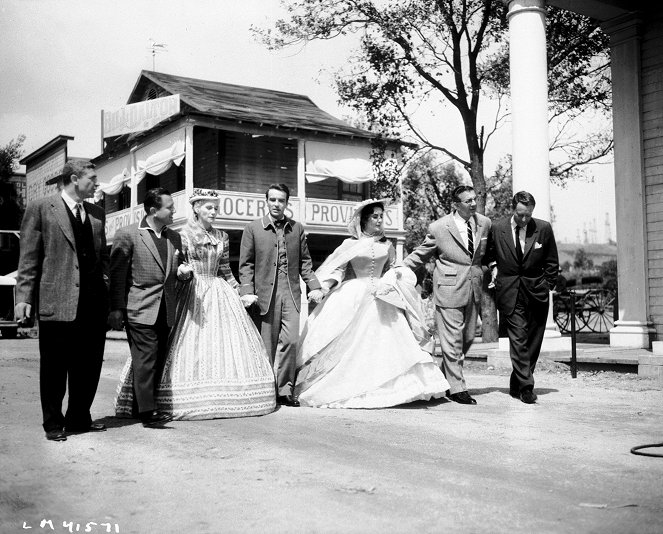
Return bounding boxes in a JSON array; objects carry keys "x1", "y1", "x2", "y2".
[
  {"x1": 108, "y1": 188, "x2": 189, "y2": 426},
  {"x1": 239, "y1": 183, "x2": 323, "y2": 407},
  {"x1": 486, "y1": 191, "x2": 559, "y2": 404},
  {"x1": 15, "y1": 160, "x2": 109, "y2": 441},
  {"x1": 405, "y1": 185, "x2": 491, "y2": 405}
]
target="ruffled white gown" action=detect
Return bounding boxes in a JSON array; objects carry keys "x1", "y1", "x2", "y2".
[
  {"x1": 295, "y1": 238, "x2": 449, "y2": 408},
  {"x1": 115, "y1": 224, "x2": 276, "y2": 419}
]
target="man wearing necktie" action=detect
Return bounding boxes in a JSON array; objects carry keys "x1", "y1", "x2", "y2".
[
  {"x1": 404, "y1": 185, "x2": 491, "y2": 405},
  {"x1": 486, "y1": 191, "x2": 559, "y2": 404},
  {"x1": 15, "y1": 160, "x2": 110, "y2": 441}
]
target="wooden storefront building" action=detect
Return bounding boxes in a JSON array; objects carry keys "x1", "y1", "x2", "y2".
[{"x1": 94, "y1": 71, "x2": 406, "y2": 283}]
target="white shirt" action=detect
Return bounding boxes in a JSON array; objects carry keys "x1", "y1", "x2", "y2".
[
  {"x1": 510, "y1": 216, "x2": 526, "y2": 251},
  {"x1": 61, "y1": 190, "x2": 86, "y2": 223},
  {"x1": 453, "y1": 211, "x2": 473, "y2": 251}
]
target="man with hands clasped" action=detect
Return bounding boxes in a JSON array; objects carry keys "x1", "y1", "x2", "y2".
[{"x1": 239, "y1": 184, "x2": 323, "y2": 407}]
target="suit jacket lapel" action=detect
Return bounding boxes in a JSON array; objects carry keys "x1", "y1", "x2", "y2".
[
  {"x1": 139, "y1": 227, "x2": 165, "y2": 273},
  {"x1": 89, "y1": 208, "x2": 102, "y2": 257},
  {"x1": 51, "y1": 198, "x2": 76, "y2": 250},
  {"x1": 470, "y1": 214, "x2": 483, "y2": 259},
  {"x1": 165, "y1": 230, "x2": 175, "y2": 278},
  {"x1": 501, "y1": 221, "x2": 518, "y2": 264},
  {"x1": 523, "y1": 220, "x2": 539, "y2": 260},
  {"x1": 445, "y1": 215, "x2": 470, "y2": 256}
]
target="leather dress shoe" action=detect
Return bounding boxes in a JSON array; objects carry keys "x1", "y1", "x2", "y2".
[
  {"x1": 509, "y1": 389, "x2": 519, "y2": 398},
  {"x1": 276, "y1": 395, "x2": 300, "y2": 407},
  {"x1": 448, "y1": 391, "x2": 477, "y2": 405},
  {"x1": 66, "y1": 422, "x2": 107, "y2": 433},
  {"x1": 140, "y1": 411, "x2": 173, "y2": 427},
  {"x1": 520, "y1": 390, "x2": 538, "y2": 404},
  {"x1": 45, "y1": 429, "x2": 67, "y2": 442}
]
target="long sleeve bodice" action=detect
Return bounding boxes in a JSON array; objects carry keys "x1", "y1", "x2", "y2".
[
  {"x1": 324, "y1": 238, "x2": 396, "y2": 291},
  {"x1": 181, "y1": 225, "x2": 238, "y2": 288}
]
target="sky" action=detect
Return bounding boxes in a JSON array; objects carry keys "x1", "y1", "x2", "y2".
[{"x1": 0, "y1": 0, "x2": 616, "y2": 244}]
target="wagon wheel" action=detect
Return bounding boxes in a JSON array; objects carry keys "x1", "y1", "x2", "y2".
[
  {"x1": 580, "y1": 289, "x2": 616, "y2": 333},
  {"x1": 553, "y1": 293, "x2": 572, "y2": 333}
]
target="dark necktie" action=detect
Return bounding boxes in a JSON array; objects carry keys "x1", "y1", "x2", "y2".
[
  {"x1": 75, "y1": 203, "x2": 83, "y2": 225},
  {"x1": 466, "y1": 220, "x2": 474, "y2": 257},
  {"x1": 515, "y1": 226, "x2": 523, "y2": 263}
]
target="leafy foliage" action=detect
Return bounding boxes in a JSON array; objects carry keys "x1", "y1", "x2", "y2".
[
  {"x1": 255, "y1": 0, "x2": 612, "y2": 207},
  {"x1": 0, "y1": 135, "x2": 25, "y2": 180},
  {"x1": 573, "y1": 248, "x2": 594, "y2": 271},
  {"x1": 401, "y1": 152, "x2": 464, "y2": 251},
  {"x1": 0, "y1": 135, "x2": 26, "y2": 230}
]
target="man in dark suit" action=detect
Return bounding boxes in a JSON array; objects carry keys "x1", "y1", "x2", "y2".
[
  {"x1": 405, "y1": 186, "x2": 491, "y2": 405},
  {"x1": 15, "y1": 161, "x2": 109, "y2": 441},
  {"x1": 239, "y1": 183, "x2": 323, "y2": 407},
  {"x1": 486, "y1": 191, "x2": 559, "y2": 404},
  {"x1": 108, "y1": 188, "x2": 189, "y2": 426}
]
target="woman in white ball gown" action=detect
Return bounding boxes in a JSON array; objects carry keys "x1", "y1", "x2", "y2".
[
  {"x1": 115, "y1": 189, "x2": 276, "y2": 419},
  {"x1": 294, "y1": 199, "x2": 449, "y2": 408}
]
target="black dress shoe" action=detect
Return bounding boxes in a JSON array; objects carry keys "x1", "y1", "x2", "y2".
[
  {"x1": 45, "y1": 429, "x2": 67, "y2": 441},
  {"x1": 140, "y1": 411, "x2": 173, "y2": 427},
  {"x1": 66, "y1": 422, "x2": 107, "y2": 433},
  {"x1": 509, "y1": 389, "x2": 519, "y2": 398},
  {"x1": 520, "y1": 390, "x2": 538, "y2": 404},
  {"x1": 276, "y1": 395, "x2": 300, "y2": 407},
  {"x1": 448, "y1": 391, "x2": 477, "y2": 405}
]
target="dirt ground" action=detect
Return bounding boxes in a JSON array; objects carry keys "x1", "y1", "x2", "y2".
[{"x1": 1, "y1": 337, "x2": 662, "y2": 534}]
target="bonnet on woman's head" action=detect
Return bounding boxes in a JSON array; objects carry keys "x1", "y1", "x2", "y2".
[
  {"x1": 189, "y1": 188, "x2": 221, "y2": 205},
  {"x1": 346, "y1": 198, "x2": 391, "y2": 238}
]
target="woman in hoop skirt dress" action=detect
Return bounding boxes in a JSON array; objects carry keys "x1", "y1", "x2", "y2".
[
  {"x1": 294, "y1": 199, "x2": 449, "y2": 408},
  {"x1": 115, "y1": 189, "x2": 276, "y2": 419}
]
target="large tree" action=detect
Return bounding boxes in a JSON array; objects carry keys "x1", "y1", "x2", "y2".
[
  {"x1": 256, "y1": 0, "x2": 611, "y2": 209},
  {"x1": 256, "y1": 0, "x2": 610, "y2": 342}
]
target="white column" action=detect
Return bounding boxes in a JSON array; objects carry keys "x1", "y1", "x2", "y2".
[
  {"x1": 297, "y1": 140, "x2": 307, "y2": 222},
  {"x1": 297, "y1": 139, "x2": 309, "y2": 327},
  {"x1": 507, "y1": 0, "x2": 564, "y2": 342},
  {"x1": 602, "y1": 15, "x2": 654, "y2": 348},
  {"x1": 184, "y1": 124, "x2": 194, "y2": 199},
  {"x1": 507, "y1": 0, "x2": 550, "y2": 219},
  {"x1": 129, "y1": 146, "x2": 138, "y2": 209}
]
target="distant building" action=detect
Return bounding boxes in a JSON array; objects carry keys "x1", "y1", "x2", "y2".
[{"x1": 19, "y1": 135, "x2": 93, "y2": 204}]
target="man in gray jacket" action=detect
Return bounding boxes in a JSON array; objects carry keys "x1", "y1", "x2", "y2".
[
  {"x1": 404, "y1": 185, "x2": 491, "y2": 405},
  {"x1": 239, "y1": 184, "x2": 323, "y2": 407},
  {"x1": 15, "y1": 160, "x2": 109, "y2": 441}
]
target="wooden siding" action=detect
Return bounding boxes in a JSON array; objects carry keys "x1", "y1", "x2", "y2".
[
  {"x1": 224, "y1": 131, "x2": 298, "y2": 195},
  {"x1": 644, "y1": 12, "x2": 663, "y2": 338},
  {"x1": 193, "y1": 127, "x2": 225, "y2": 190}
]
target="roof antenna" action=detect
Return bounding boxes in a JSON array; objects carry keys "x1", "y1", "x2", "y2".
[{"x1": 147, "y1": 38, "x2": 168, "y2": 71}]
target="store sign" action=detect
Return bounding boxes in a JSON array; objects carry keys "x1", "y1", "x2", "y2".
[
  {"x1": 214, "y1": 193, "x2": 297, "y2": 222},
  {"x1": 106, "y1": 191, "x2": 400, "y2": 240},
  {"x1": 306, "y1": 199, "x2": 398, "y2": 229},
  {"x1": 102, "y1": 94, "x2": 180, "y2": 138}
]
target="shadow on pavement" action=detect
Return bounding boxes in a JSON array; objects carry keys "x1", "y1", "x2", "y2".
[{"x1": 471, "y1": 386, "x2": 559, "y2": 397}]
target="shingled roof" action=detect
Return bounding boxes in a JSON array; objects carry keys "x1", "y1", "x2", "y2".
[{"x1": 129, "y1": 70, "x2": 377, "y2": 140}]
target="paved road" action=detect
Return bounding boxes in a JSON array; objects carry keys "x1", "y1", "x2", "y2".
[{"x1": 1, "y1": 339, "x2": 662, "y2": 533}]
